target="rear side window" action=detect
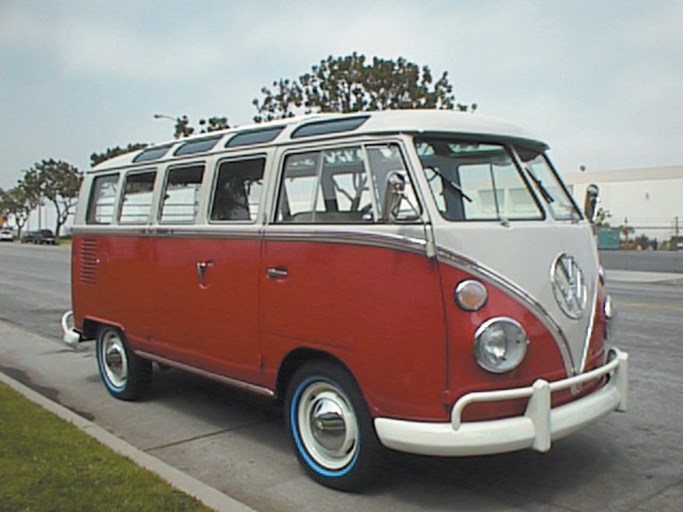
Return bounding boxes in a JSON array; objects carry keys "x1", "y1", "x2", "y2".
[
  {"x1": 119, "y1": 170, "x2": 157, "y2": 224},
  {"x1": 210, "y1": 158, "x2": 265, "y2": 222},
  {"x1": 160, "y1": 165, "x2": 205, "y2": 223},
  {"x1": 86, "y1": 174, "x2": 119, "y2": 224}
]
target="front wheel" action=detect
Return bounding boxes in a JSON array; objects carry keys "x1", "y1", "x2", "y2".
[
  {"x1": 285, "y1": 361, "x2": 382, "y2": 491},
  {"x1": 96, "y1": 326, "x2": 152, "y2": 400}
]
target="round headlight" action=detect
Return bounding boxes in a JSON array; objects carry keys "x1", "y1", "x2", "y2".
[
  {"x1": 474, "y1": 317, "x2": 528, "y2": 373},
  {"x1": 454, "y1": 280, "x2": 488, "y2": 311}
]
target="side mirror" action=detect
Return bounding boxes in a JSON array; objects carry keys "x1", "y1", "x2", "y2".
[
  {"x1": 584, "y1": 184, "x2": 599, "y2": 222},
  {"x1": 382, "y1": 171, "x2": 406, "y2": 222}
]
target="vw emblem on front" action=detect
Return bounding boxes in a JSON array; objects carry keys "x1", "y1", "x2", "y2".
[{"x1": 551, "y1": 253, "x2": 588, "y2": 319}]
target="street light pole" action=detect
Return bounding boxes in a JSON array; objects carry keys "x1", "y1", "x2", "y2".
[
  {"x1": 153, "y1": 113, "x2": 176, "y2": 122},
  {"x1": 154, "y1": 113, "x2": 179, "y2": 138}
]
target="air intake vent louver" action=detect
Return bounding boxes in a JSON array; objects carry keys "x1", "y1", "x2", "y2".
[{"x1": 80, "y1": 238, "x2": 98, "y2": 285}]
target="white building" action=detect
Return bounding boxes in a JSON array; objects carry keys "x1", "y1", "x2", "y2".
[{"x1": 565, "y1": 165, "x2": 683, "y2": 245}]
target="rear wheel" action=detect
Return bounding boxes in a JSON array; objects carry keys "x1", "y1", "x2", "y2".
[
  {"x1": 285, "y1": 361, "x2": 382, "y2": 491},
  {"x1": 96, "y1": 326, "x2": 151, "y2": 400}
]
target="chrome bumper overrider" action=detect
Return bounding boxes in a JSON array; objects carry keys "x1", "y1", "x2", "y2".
[
  {"x1": 61, "y1": 311, "x2": 81, "y2": 347},
  {"x1": 375, "y1": 347, "x2": 628, "y2": 457}
]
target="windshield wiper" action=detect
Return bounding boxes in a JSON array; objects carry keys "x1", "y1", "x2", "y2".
[
  {"x1": 427, "y1": 166, "x2": 473, "y2": 203},
  {"x1": 525, "y1": 167, "x2": 555, "y2": 204}
]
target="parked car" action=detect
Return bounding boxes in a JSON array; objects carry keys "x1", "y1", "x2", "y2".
[
  {"x1": 20, "y1": 231, "x2": 38, "y2": 244},
  {"x1": 0, "y1": 228, "x2": 14, "y2": 242},
  {"x1": 36, "y1": 229, "x2": 57, "y2": 245},
  {"x1": 20, "y1": 229, "x2": 57, "y2": 245}
]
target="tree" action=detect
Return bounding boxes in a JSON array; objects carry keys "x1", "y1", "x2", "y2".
[
  {"x1": 173, "y1": 115, "x2": 230, "y2": 138},
  {"x1": 253, "y1": 53, "x2": 476, "y2": 122},
  {"x1": 594, "y1": 207, "x2": 612, "y2": 228},
  {"x1": 174, "y1": 115, "x2": 194, "y2": 138},
  {"x1": 0, "y1": 184, "x2": 40, "y2": 237},
  {"x1": 27, "y1": 159, "x2": 82, "y2": 238},
  {"x1": 91, "y1": 143, "x2": 148, "y2": 167},
  {"x1": 0, "y1": 189, "x2": 13, "y2": 228},
  {"x1": 0, "y1": 188, "x2": 8, "y2": 224},
  {"x1": 619, "y1": 219, "x2": 635, "y2": 248},
  {"x1": 252, "y1": 79, "x2": 304, "y2": 123}
]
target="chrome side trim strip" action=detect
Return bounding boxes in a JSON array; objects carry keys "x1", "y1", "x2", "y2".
[
  {"x1": 71, "y1": 226, "x2": 262, "y2": 240},
  {"x1": 135, "y1": 351, "x2": 275, "y2": 398},
  {"x1": 436, "y1": 247, "x2": 576, "y2": 376},
  {"x1": 71, "y1": 227, "x2": 143, "y2": 236},
  {"x1": 262, "y1": 229, "x2": 428, "y2": 255}
]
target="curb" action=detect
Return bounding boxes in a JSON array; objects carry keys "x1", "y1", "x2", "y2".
[{"x1": 0, "y1": 371, "x2": 257, "y2": 512}]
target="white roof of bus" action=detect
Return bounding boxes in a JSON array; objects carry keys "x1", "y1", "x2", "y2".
[{"x1": 92, "y1": 110, "x2": 544, "y2": 172}]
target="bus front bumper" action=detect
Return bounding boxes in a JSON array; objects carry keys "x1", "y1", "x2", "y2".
[
  {"x1": 61, "y1": 311, "x2": 82, "y2": 347},
  {"x1": 374, "y1": 348, "x2": 628, "y2": 457}
]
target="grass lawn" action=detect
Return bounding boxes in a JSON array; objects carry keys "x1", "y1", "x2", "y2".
[{"x1": 0, "y1": 382, "x2": 212, "y2": 512}]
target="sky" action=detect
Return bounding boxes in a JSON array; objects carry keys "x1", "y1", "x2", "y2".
[{"x1": 1, "y1": 0, "x2": 682, "y2": 193}]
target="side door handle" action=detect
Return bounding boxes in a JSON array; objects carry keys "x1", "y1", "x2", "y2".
[
  {"x1": 267, "y1": 267, "x2": 289, "y2": 279},
  {"x1": 196, "y1": 260, "x2": 214, "y2": 283}
]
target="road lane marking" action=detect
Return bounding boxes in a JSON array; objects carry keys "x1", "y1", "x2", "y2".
[{"x1": 619, "y1": 302, "x2": 683, "y2": 313}]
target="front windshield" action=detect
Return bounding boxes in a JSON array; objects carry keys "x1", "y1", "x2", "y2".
[
  {"x1": 516, "y1": 148, "x2": 582, "y2": 221},
  {"x1": 415, "y1": 138, "x2": 544, "y2": 222}
]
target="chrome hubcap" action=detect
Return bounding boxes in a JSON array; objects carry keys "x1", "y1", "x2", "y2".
[
  {"x1": 102, "y1": 332, "x2": 128, "y2": 388},
  {"x1": 311, "y1": 397, "x2": 347, "y2": 452},
  {"x1": 298, "y1": 381, "x2": 358, "y2": 470}
]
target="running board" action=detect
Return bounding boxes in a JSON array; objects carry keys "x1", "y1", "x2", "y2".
[{"x1": 134, "y1": 350, "x2": 276, "y2": 399}]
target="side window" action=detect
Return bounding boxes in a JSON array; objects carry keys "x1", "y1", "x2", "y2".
[
  {"x1": 210, "y1": 157, "x2": 265, "y2": 222},
  {"x1": 160, "y1": 165, "x2": 205, "y2": 223},
  {"x1": 119, "y1": 170, "x2": 156, "y2": 224},
  {"x1": 366, "y1": 144, "x2": 421, "y2": 221},
  {"x1": 276, "y1": 147, "x2": 374, "y2": 223},
  {"x1": 276, "y1": 151, "x2": 322, "y2": 222},
  {"x1": 86, "y1": 174, "x2": 119, "y2": 224}
]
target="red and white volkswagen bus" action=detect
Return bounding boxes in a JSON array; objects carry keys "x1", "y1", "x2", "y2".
[{"x1": 63, "y1": 110, "x2": 628, "y2": 490}]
